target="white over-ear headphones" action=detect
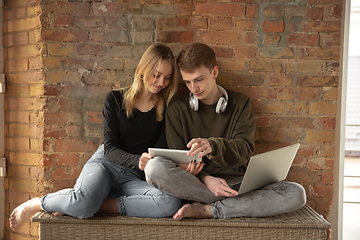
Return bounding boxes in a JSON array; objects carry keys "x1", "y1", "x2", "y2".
[{"x1": 189, "y1": 85, "x2": 228, "y2": 114}]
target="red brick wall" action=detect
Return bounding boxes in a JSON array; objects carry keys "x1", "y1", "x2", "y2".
[{"x1": 4, "y1": 0, "x2": 342, "y2": 239}]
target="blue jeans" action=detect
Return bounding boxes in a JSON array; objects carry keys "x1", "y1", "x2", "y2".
[
  {"x1": 145, "y1": 157, "x2": 307, "y2": 218},
  {"x1": 40, "y1": 145, "x2": 182, "y2": 219}
]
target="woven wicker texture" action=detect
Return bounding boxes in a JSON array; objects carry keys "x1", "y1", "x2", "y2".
[{"x1": 32, "y1": 204, "x2": 330, "y2": 240}]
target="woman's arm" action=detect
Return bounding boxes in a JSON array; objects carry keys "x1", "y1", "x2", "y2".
[{"x1": 102, "y1": 91, "x2": 141, "y2": 169}]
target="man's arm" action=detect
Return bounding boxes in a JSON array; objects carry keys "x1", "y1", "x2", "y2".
[
  {"x1": 165, "y1": 99, "x2": 188, "y2": 150},
  {"x1": 207, "y1": 96, "x2": 255, "y2": 168},
  {"x1": 165, "y1": 99, "x2": 206, "y2": 176},
  {"x1": 199, "y1": 175, "x2": 238, "y2": 197}
]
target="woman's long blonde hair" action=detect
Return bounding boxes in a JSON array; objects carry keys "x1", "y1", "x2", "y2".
[{"x1": 122, "y1": 43, "x2": 178, "y2": 121}]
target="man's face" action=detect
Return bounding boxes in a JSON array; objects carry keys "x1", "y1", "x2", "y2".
[{"x1": 180, "y1": 65, "x2": 219, "y2": 104}]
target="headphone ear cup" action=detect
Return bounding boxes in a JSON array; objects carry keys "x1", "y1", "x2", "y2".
[
  {"x1": 189, "y1": 93, "x2": 199, "y2": 111},
  {"x1": 215, "y1": 97, "x2": 225, "y2": 114},
  {"x1": 221, "y1": 99, "x2": 228, "y2": 112}
]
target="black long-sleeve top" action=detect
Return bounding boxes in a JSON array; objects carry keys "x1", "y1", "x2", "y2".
[{"x1": 102, "y1": 90, "x2": 167, "y2": 170}]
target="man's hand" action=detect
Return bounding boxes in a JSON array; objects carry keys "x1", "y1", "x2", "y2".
[
  {"x1": 187, "y1": 138, "x2": 212, "y2": 158},
  {"x1": 178, "y1": 160, "x2": 205, "y2": 175},
  {"x1": 139, "y1": 152, "x2": 152, "y2": 170},
  {"x1": 202, "y1": 175, "x2": 238, "y2": 197}
]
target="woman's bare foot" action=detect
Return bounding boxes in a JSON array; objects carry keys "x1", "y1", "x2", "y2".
[
  {"x1": 173, "y1": 202, "x2": 213, "y2": 220},
  {"x1": 9, "y1": 197, "x2": 43, "y2": 232}
]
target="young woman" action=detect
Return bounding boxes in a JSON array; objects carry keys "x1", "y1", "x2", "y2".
[{"x1": 10, "y1": 43, "x2": 181, "y2": 232}]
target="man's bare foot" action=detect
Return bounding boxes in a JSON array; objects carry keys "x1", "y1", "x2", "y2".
[
  {"x1": 10, "y1": 197, "x2": 43, "y2": 232},
  {"x1": 173, "y1": 202, "x2": 213, "y2": 220},
  {"x1": 52, "y1": 212, "x2": 65, "y2": 217}
]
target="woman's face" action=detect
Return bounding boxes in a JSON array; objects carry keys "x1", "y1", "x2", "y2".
[{"x1": 145, "y1": 60, "x2": 173, "y2": 94}]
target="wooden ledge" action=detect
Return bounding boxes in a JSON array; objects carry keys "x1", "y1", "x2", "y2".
[
  {"x1": 32, "y1": 204, "x2": 331, "y2": 240},
  {"x1": 32, "y1": 205, "x2": 329, "y2": 229}
]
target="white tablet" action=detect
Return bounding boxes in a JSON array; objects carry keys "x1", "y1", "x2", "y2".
[{"x1": 148, "y1": 148, "x2": 201, "y2": 164}]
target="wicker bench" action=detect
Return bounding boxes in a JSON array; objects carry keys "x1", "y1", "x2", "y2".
[{"x1": 32, "y1": 204, "x2": 330, "y2": 240}]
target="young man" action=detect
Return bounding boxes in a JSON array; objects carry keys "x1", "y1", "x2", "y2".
[{"x1": 143, "y1": 43, "x2": 306, "y2": 220}]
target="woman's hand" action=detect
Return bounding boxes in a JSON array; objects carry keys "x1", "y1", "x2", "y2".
[
  {"x1": 178, "y1": 160, "x2": 205, "y2": 175},
  {"x1": 187, "y1": 138, "x2": 212, "y2": 158},
  {"x1": 202, "y1": 175, "x2": 238, "y2": 197},
  {"x1": 139, "y1": 152, "x2": 152, "y2": 170}
]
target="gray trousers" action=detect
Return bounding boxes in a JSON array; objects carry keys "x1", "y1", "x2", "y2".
[{"x1": 145, "y1": 157, "x2": 306, "y2": 218}]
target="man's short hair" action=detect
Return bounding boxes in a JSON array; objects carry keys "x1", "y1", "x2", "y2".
[{"x1": 176, "y1": 43, "x2": 217, "y2": 72}]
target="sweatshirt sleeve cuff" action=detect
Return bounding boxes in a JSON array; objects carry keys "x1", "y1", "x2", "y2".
[
  {"x1": 197, "y1": 171, "x2": 209, "y2": 182},
  {"x1": 207, "y1": 137, "x2": 219, "y2": 158}
]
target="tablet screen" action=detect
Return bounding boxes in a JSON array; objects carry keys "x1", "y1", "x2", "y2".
[{"x1": 148, "y1": 148, "x2": 201, "y2": 164}]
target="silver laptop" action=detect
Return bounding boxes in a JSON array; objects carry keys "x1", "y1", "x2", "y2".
[{"x1": 237, "y1": 143, "x2": 300, "y2": 195}]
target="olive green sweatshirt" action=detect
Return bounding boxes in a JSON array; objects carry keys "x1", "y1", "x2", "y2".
[{"x1": 166, "y1": 89, "x2": 256, "y2": 183}]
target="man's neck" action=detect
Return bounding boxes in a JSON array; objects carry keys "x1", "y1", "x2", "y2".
[{"x1": 200, "y1": 85, "x2": 223, "y2": 105}]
